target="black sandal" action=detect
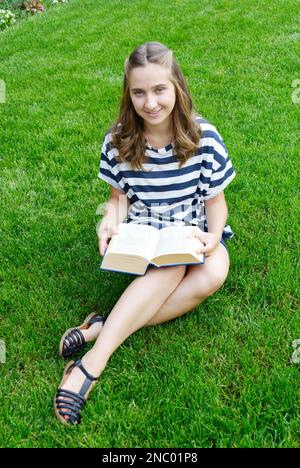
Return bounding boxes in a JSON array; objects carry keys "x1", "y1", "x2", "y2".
[
  {"x1": 59, "y1": 313, "x2": 106, "y2": 359},
  {"x1": 54, "y1": 359, "x2": 98, "y2": 425}
]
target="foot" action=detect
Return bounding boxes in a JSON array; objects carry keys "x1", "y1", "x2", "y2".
[
  {"x1": 59, "y1": 314, "x2": 106, "y2": 359},
  {"x1": 80, "y1": 320, "x2": 104, "y2": 342},
  {"x1": 56, "y1": 355, "x2": 101, "y2": 424}
]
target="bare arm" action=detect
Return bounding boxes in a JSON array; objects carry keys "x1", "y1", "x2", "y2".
[
  {"x1": 188, "y1": 191, "x2": 228, "y2": 256},
  {"x1": 103, "y1": 186, "x2": 131, "y2": 224},
  {"x1": 97, "y1": 187, "x2": 131, "y2": 256},
  {"x1": 204, "y1": 191, "x2": 228, "y2": 239}
]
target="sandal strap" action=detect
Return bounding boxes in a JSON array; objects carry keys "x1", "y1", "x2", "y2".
[
  {"x1": 57, "y1": 406, "x2": 81, "y2": 424},
  {"x1": 56, "y1": 400, "x2": 83, "y2": 413},
  {"x1": 74, "y1": 359, "x2": 98, "y2": 397},
  {"x1": 61, "y1": 316, "x2": 106, "y2": 358},
  {"x1": 87, "y1": 315, "x2": 106, "y2": 325},
  {"x1": 58, "y1": 410, "x2": 81, "y2": 425},
  {"x1": 56, "y1": 388, "x2": 86, "y2": 424},
  {"x1": 66, "y1": 329, "x2": 85, "y2": 347},
  {"x1": 56, "y1": 388, "x2": 86, "y2": 405},
  {"x1": 63, "y1": 329, "x2": 85, "y2": 356},
  {"x1": 74, "y1": 359, "x2": 98, "y2": 381},
  {"x1": 55, "y1": 361, "x2": 98, "y2": 425}
]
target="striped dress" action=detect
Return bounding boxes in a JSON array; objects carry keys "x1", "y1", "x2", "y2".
[{"x1": 99, "y1": 116, "x2": 236, "y2": 239}]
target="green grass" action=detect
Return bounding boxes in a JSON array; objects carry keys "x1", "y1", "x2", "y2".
[{"x1": 0, "y1": 0, "x2": 299, "y2": 448}]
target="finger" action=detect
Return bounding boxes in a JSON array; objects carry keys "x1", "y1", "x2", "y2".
[
  {"x1": 100, "y1": 238, "x2": 107, "y2": 256},
  {"x1": 187, "y1": 227, "x2": 200, "y2": 236},
  {"x1": 98, "y1": 227, "x2": 108, "y2": 239},
  {"x1": 187, "y1": 228, "x2": 196, "y2": 238},
  {"x1": 190, "y1": 229, "x2": 207, "y2": 243},
  {"x1": 196, "y1": 243, "x2": 210, "y2": 254},
  {"x1": 197, "y1": 243, "x2": 217, "y2": 255},
  {"x1": 98, "y1": 237, "x2": 101, "y2": 254}
]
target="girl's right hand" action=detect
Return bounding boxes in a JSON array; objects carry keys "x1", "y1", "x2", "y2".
[{"x1": 97, "y1": 218, "x2": 119, "y2": 256}]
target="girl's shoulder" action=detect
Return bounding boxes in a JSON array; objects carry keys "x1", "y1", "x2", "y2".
[
  {"x1": 103, "y1": 122, "x2": 121, "y2": 141},
  {"x1": 193, "y1": 115, "x2": 226, "y2": 154},
  {"x1": 101, "y1": 123, "x2": 122, "y2": 152},
  {"x1": 194, "y1": 114, "x2": 221, "y2": 138},
  {"x1": 103, "y1": 117, "x2": 223, "y2": 152}
]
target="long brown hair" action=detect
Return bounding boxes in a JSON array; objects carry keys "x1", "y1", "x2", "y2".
[{"x1": 111, "y1": 41, "x2": 202, "y2": 170}]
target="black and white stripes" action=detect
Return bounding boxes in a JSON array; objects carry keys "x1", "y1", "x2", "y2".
[{"x1": 99, "y1": 117, "x2": 236, "y2": 235}]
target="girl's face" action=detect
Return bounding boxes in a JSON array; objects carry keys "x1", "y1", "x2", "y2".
[{"x1": 129, "y1": 63, "x2": 176, "y2": 131}]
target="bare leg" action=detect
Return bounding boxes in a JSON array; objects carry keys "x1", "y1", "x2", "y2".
[
  {"x1": 57, "y1": 265, "x2": 186, "y2": 414},
  {"x1": 81, "y1": 244, "x2": 229, "y2": 336},
  {"x1": 86, "y1": 265, "x2": 186, "y2": 375},
  {"x1": 80, "y1": 321, "x2": 104, "y2": 342},
  {"x1": 146, "y1": 243, "x2": 230, "y2": 325}
]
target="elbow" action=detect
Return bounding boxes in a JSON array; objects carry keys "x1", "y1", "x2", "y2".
[
  {"x1": 205, "y1": 192, "x2": 228, "y2": 222},
  {"x1": 205, "y1": 191, "x2": 227, "y2": 209}
]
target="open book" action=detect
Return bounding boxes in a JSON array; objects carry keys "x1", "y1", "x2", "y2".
[{"x1": 100, "y1": 223, "x2": 205, "y2": 276}]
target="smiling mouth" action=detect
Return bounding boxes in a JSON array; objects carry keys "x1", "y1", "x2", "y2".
[{"x1": 145, "y1": 109, "x2": 162, "y2": 116}]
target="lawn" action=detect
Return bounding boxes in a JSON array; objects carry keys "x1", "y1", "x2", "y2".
[{"x1": 0, "y1": 0, "x2": 299, "y2": 448}]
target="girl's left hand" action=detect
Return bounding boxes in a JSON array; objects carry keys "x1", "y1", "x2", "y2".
[{"x1": 188, "y1": 228, "x2": 221, "y2": 257}]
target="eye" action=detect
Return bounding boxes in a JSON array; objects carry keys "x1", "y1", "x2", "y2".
[{"x1": 133, "y1": 88, "x2": 166, "y2": 96}]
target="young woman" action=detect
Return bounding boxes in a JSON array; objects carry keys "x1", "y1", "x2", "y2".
[{"x1": 54, "y1": 41, "x2": 236, "y2": 425}]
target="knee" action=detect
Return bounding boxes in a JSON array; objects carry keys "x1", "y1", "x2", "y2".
[
  {"x1": 165, "y1": 264, "x2": 186, "y2": 283},
  {"x1": 210, "y1": 268, "x2": 228, "y2": 293},
  {"x1": 196, "y1": 267, "x2": 229, "y2": 299},
  {"x1": 146, "y1": 264, "x2": 186, "y2": 284}
]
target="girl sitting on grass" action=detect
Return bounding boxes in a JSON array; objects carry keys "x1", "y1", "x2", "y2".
[{"x1": 54, "y1": 41, "x2": 236, "y2": 425}]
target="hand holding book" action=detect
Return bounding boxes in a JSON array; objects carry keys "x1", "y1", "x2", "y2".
[
  {"x1": 100, "y1": 223, "x2": 205, "y2": 276},
  {"x1": 187, "y1": 228, "x2": 222, "y2": 258},
  {"x1": 97, "y1": 218, "x2": 120, "y2": 256}
]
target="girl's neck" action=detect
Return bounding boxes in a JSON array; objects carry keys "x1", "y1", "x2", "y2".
[{"x1": 143, "y1": 122, "x2": 173, "y2": 141}]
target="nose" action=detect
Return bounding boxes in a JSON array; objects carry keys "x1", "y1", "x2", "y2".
[{"x1": 144, "y1": 95, "x2": 157, "y2": 110}]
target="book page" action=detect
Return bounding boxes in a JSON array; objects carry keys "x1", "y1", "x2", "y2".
[
  {"x1": 101, "y1": 252, "x2": 149, "y2": 276},
  {"x1": 153, "y1": 225, "x2": 204, "y2": 258},
  {"x1": 105, "y1": 223, "x2": 159, "y2": 260}
]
